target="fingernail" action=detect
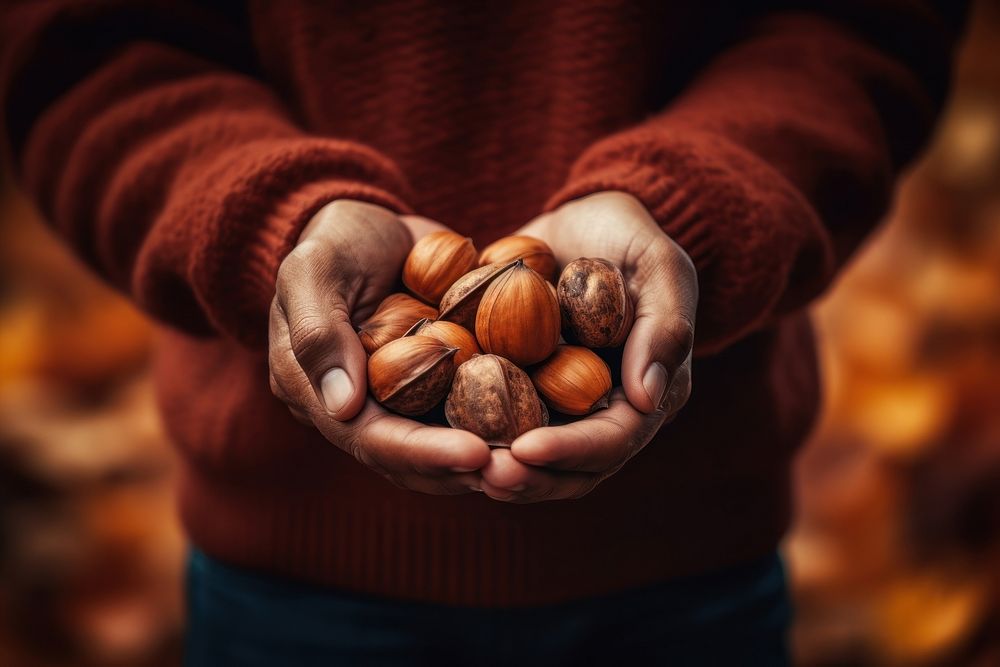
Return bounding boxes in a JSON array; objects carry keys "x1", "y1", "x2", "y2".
[
  {"x1": 643, "y1": 362, "x2": 669, "y2": 410},
  {"x1": 321, "y1": 368, "x2": 353, "y2": 414},
  {"x1": 450, "y1": 466, "x2": 478, "y2": 473},
  {"x1": 508, "y1": 484, "x2": 526, "y2": 492},
  {"x1": 468, "y1": 485, "x2": 483, "y2": 493}
]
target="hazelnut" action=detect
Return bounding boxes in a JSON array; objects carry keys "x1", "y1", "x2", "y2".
[
  {"x1": 478, "y1": 235, "x2": 557, "y2": 282},
  {"x1": 557, "y1": 258, "x2": 634, "y2": 348},
  {"x1": 402, "y1": 231, "x2": 478, "y2": 304},
  {"x1": 438, "y1": 260, "x2": 517, "y2": 331},
  {"x1": 476, "y1": 260, "x2": 560, "y2": 366},
  {"x1": 357, "y1": 293, "x2": 438, "y2": 355},
  {"x1": 405, "y1": 318, "x2": 481, "y2": 366},
  {"x1": 531, "y1": 345, "x2": 612, "y2": 415},
  {"x1": 445, "y1": 354, "x2": 548, "y2": 445},
  {"x1": 367, "y1": 336, "x2": 458, "y2": 416}
]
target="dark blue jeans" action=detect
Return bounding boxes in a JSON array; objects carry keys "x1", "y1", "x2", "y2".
[{"x1": 186, "y1": 550, "x2": 791, "y2": 666}]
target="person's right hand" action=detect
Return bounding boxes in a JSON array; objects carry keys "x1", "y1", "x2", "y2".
[{"x1": 268, "y1": 199, "x2": 491, "y2": 494}]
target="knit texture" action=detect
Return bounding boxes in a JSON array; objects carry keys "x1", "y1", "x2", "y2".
[{"x1": 0, "y1": 1, "x2": 961, "y2": 605}]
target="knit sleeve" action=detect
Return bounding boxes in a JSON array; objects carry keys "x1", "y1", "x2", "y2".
[
  {"x1": 0, "y1": 1, "x2": 413, "y2": 347},
  {"x1": 545, "y1": 2, "x2": 966, "y2": 354}
]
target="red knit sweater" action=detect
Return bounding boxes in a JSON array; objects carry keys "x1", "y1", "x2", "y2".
[{"x1": 1, "y1": 1, "x2": 961, "y2": 605}]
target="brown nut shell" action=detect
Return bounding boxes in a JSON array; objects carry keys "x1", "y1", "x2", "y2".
[
  {"x1": 402, "y1": 231, "x2": 478, "y2": 304},
  {"x1": 476, "y1": 260, "x2": 560, "y2": 366},
  {"x1": 404, "y1": 318, "x2": 481, "y2": 366},
  {"x1": 557, "y1": 258, "x2": 634, "y2": 348},
  {"x1": 445, "y1": 354, "x2": 548, "y2": 445},
  {"x1": 357, "y1": 293, "x2": 438, "y2": 355},
  {"x1": 478, "y1": 236, "x2": 557, "y2": 282},
  {"x1": 531, "y1": 345, "x2": 612, "y2": 415},
  {"x1": 367, "y1": 336, "x2": 458, "y2": 416},
  {"x1": 438, "y1": 260, "x2": 517, "y2": 330}
]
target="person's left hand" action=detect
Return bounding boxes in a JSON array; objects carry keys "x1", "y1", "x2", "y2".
[{"x1": 480, "y1": 192, "x2": 698, "y2": 502}]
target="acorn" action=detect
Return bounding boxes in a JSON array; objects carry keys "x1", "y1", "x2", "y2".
[
  {"x1": 475, "y1": 260, "x2": 560, "y2": 366},
  {"x1": 404, "y1": 318, "x2": 481, "y2": 366},
  {"x1": 557, "y1": 258, "x2": 634, "y2": 348},
  {"x1": 357, "y1": 293, "x2": 438, "y2": 355},
  {"x1": 445, "y1": 354, "x2": 548, "y2": 445},
  {"x1": 531, "y1": 345, "x2": 612, "y2": 415},
  {"x1": 438, "y1": 260, "x2": 517, "y2": 331},
  {"x1": 367, "y1": 336, "x2": 458, "y2": 416},
  {"x1": 402, "y1": 230, "x2": 478, "y2": 304},
  {"x1": 478, "y1": 235, "x2": 557, "y2": 282}
]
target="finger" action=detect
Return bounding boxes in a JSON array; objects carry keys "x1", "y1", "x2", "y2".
[
  {"x1": 317, "y1": 403, "x2": 488, "y2": 495},
  {"x1": 268, "y1": 368, "x2": 312, "y2": 425},
  {"x1": 514, "y1": 212, "x2": 554, "y2": 246},
  {"x1": 399, "y1": 214, "x2": 450, "y2": 242},
  {"x1": 269, "y1": 297, "x2": 324, "y2": 408},
  {"x1": 661, "y1": 352, "x2": 693, "y2": 422},
  {"x1": 509, "y1": 390, "x2": 664, "y2": 473},
  {"x1": 335, "y1": 403, "x2": 492, "y2": 477},
  {"x1": 275, "y1": 247, "x2": 367, "y2": 421},
  {"x1": 272, "y1": 294, "x2": 489, "y2": 494},
  {"x1": 382, "y1": 471, "x2": 483, "y2": 496},
  {"x1": 480, "y1": 449, "x2": 600, "y2": 503},
  {"x1": 621, "y1": 236, "x2": 698, "y2": 414}
]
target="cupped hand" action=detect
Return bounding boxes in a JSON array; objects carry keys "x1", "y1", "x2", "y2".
[
  {"x1": 268, "y1": 199, "x2": 491, "y2": 494},
  {"x1": 480, "y1": 192, "x2": 698, "y2": 502}
]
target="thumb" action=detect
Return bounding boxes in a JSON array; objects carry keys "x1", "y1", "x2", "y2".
[
  {"x1": 275, "y1": 243, "x2": 368, "y2": 421},
  {"x1": 620, "y1": 236, "x2": 698, "y2": 415}
]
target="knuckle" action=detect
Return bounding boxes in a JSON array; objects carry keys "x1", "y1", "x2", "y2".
[
  {"x1": 666, "y1": 316, "x2": 696, "y2": 354},
  {"x1": 288, "y1": 313, "x2": 335, "y2": 359},
  {"x1": 674, "y1": 244, "x2": 698, "y2": 282},
  {"x1": 348, "y1": 414, "x2": 391, "y2": 473},
  {"x1": 275, "y1": 253, "x2": 304, "y2": 293},
  {"x1": 268, "y1": 295, "x2": 282, "y2": 326},
  {"x1": 290, "y1": 238, "x2": 328, "y2": 267},
  {"x1": 348, "y1": 431, "x2": 376, "y2": 470},
  {"x1": 268, "y1": 373, "x2": 282, "y2": 398},
  {"x1": 348, "y1": 436, "x2": 364, "y2": 464}
]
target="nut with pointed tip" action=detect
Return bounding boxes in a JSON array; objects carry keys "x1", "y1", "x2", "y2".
[
  {"x1": 557, "y1": 258, "x2": 634, "y2": 348},
  {"x1": 475, "y1": 260, "x2": 560, "y2": 366},
  {"x1": 357, "y1": 293, "x2": 438, "y2": 355},
  {"x1": 445, "y1": 354, "x2": 548, "y2": 445},
  {"x1": 438, "y1": 260, "x2": 517, "y2": 330},
  {"x1": 405, "y1": 318, "x2": 481, "y2": 366},
  {"x1": 367, "y1": 336, "x2": 458, "y2": 416},
  {"x1": 531, "y1": 345, "x2": 612, "y2": 415},
  {"x1": 478, "y1": 236, "x2": 557, "y2": 282},
  {"x1": 402, "y1": 231, "x2": 478, "y2": 304}
]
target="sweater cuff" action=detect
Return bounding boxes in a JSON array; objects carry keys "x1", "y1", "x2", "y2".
[
  {"x1": 544, "y1": 130, "x2": 829, "y2": 353},
  {"x1": 544, "y1": 160, "x2": 717, "y2": 272},
  {"x1": 229, "y1": 178, "x2": 411, "y2": 347}
]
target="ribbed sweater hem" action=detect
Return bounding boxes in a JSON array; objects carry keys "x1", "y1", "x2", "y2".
[{"x1": 177, "y1": 456, "x2": 791, "y2": 608}]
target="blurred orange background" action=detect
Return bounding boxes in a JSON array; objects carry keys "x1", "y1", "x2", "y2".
[{"x1": 1, "y1": 2, "x2": 999, "y2": 665}]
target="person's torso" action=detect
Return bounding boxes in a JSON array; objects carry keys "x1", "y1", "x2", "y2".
[
  {"x1": 156, "y1": 0, "x2": 819, "y2": 604},
  {"x1": 246, "y1": 0, "x2": 748, "y2": 242}
]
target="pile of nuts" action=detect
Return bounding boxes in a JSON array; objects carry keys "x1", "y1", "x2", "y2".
[{"x1": 362, "y1": 231, "x2": 633, "y2": 445}]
